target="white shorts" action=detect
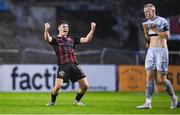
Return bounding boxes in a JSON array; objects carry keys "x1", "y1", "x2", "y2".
[{"x1": 145, "y1": 48, "x2": 169, "y2": 74}]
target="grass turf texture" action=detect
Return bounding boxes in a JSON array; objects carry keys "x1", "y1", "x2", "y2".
[{"x1": 0, "y1": 92, "x2": 180, "y2": 114}]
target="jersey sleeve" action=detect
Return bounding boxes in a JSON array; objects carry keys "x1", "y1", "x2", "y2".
[
  {"x1": 160, "y1": 18, "x2": 169, "y2": 32},
  {"x1": 49, "y1": 36, "x2": 57, "y2": 45}
]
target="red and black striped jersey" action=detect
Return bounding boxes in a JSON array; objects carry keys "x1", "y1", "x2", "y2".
[{"x1": 49, "y1": 36, "x2": 80, "y2": 65}]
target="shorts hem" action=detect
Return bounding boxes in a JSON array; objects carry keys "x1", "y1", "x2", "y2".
[
  {"x1": 157, "y1": 70, "x2": 168, "y2": 75},
  {"x1": 71, "y1": 75, "x2": 86, "y2": 83},
  {"x1": 145, "y1": 68, "x2": 156, "y2": 72}
]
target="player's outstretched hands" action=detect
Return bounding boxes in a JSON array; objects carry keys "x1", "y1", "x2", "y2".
[
  {"x1": 91, "y1": 22, "x2": 96, "y2": 31},
  {"x1": 45, "y1": 23, "x2": 50, "y2": 30}
]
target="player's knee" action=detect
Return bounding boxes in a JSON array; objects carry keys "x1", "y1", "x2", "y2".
[
  {"x1": 55, "y1": 84, "x2": 61, "y2": 90},
  {"x1": 157, "y1": 77, "x2": 166, "y2": 85},
  {"x1": 85, "y1": 83, "x2": 89, "y2": 90},
  {"x1": 84, "y1": 84, "x2": 89, "y2": 90},
  {"x1": 82, "y1": 83, "x2": 89, "y2": 91},
  {"x1": 161, "y1": 79, "x2": 166, "y2": 84},
  {"x1": 157, "y1": 79, "x2": 166, "y2": 85},
  {"x1": 146, "y1": 80, "x2": 153, "y2": 87},
  {"x1": 157, "y1": 80, "x2": 163, "y2": 85}
]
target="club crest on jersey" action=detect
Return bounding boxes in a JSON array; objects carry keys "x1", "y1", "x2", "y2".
[
  {"x1": 77, "y1": 65, "x2": 81, "y2": 69},
  {"x1": 59, "y1": 71, "x2": 65, "y2": 76}
]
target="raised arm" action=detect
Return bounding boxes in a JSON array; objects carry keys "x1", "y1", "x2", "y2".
[
  {"x1": 80, "y1": 22, "x2": 96, "y2": 43},
  {"x1": 44, "y1": 23, "x2": 53, "y2": 42}
]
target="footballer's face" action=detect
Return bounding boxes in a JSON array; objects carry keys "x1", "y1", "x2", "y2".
[
  {"x1": 58, "y1": 23, "x2": 69, "y2": 37},
  {"x1": 144, "y1": 7, "x2": 155, "y2": 20}
]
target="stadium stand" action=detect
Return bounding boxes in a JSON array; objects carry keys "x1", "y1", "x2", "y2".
[{"x1": 0, "y1": 0, "x2": 179, "y2": 65}]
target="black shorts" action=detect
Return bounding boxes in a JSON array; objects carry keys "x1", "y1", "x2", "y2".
[{"x1": 57, "y1": 63, "x2": 86, "y2": 83}]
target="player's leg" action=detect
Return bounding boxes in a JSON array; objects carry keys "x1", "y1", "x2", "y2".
[
  {"x1": 157, "y1": 72, "x2": 178, "y2": 109},
  {"x1": 70, "y1": 64, "x2": 88, "y2": 106},
  {"x1": 47, "y1": 78, "x2": 63, "y2": 106},
  {"x1": 145, "y1": 48, "x2": 156, "y2": 102},
  {"x1": 156, "y1": 48, "x2": 178, "y2": 109},
  {"x1": 137, "y1": 70, "x2": 154, "y2": 109},
  {"x1": 76, "y1": 78, "x2": 89, "y2": 100},
  {"x1": 137, "y1": 48, "x2": 155, "y2": 109},
  {"x1": 74, "y1": 78, "x2": 89, "y2": 106},
  {"x1": 146, "y1": 70, "x2": 155, "y2": 104}
]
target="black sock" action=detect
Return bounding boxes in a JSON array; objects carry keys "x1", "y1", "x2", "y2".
[
  {"x1": 75, "y1": 93, "x2": 84, "y2": 101},
  {"x1": 51, "y1": 93, "x2": 58, "y2": 102}
]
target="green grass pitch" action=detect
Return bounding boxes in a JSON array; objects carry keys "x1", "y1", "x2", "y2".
[{"x1": 0, "y1": 92, "x2": 180, "y2": 114}]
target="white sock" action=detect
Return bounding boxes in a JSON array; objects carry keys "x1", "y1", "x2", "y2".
[
  {"x1": 172, "y1": 95, "x2": 177, "y2": 101},
  {"x1": 146, "y1": 98, "x2": 151, "y2": 104}
]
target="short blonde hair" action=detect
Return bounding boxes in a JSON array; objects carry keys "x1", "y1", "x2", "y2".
[{"x1": 144, "y1": 3, "x2": 156, "y2": 11}]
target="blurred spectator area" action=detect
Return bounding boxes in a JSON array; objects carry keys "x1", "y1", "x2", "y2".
[
  {"x1": 0, "y1": 0, "x2": 180, "y2": 65},
  {"x1": 0, "y1": 0, "x2": 10, "y2": 11}
]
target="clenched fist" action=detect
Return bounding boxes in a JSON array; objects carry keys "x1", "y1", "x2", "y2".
[
  {"x1": 91, "y1": 22, "x2": 96, "y2": 30},
  {"x1": 45, "y1": 23, "x2": 50, "y2": 30}
]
